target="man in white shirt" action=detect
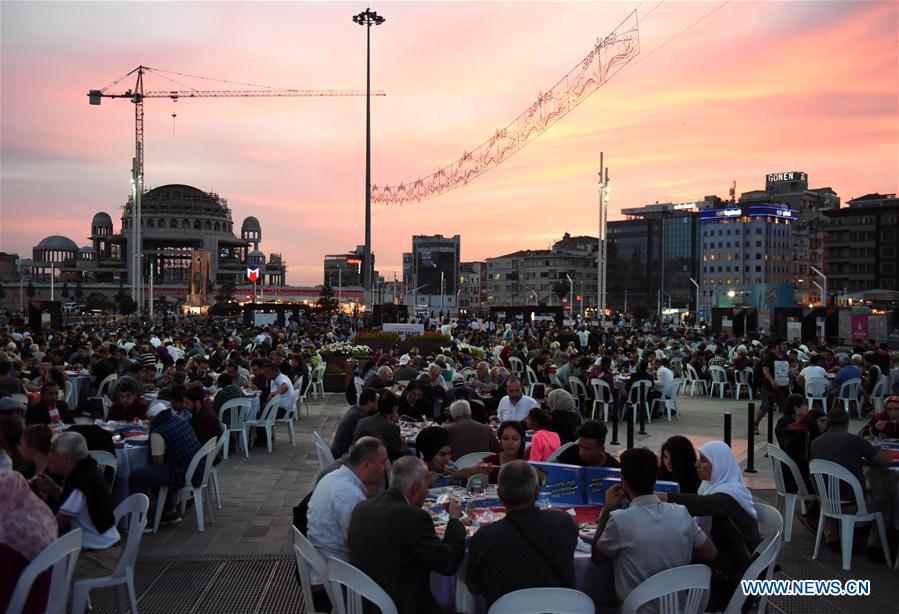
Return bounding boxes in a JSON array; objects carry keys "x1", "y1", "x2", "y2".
[
  {"x1": 593, "y1": 448, "x2": 716, "y2": 610},
  {"x1": 496, "y1": 376, "x2": 538, "y2": 422},
  {"x1": 797, "y1": 354, "x2": 828, "y2": 389},
  {"x1": 265, "y1": 361, "x2": 294, "y2": 417},
  {"x1": 307, "y1": 437, "x2": 387, "y2": 582},
  {"x1": 654, "y1": 357, "x2": 675, "y2": 393}
]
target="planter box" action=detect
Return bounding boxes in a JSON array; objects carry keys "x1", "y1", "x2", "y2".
[{"x1": 323, "y1": 373, "x2": 346, "y2": 393}]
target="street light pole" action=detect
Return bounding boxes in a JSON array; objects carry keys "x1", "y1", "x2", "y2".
[
  {"x1": 353, "y1": 8, "x2": 385, "y2": 309},
  {"x1": 809, "y1": 265, "x2": 827, "y2": 306},
  {"x1": 689, "y1": 277, "x2": 700, "y2": 326},
  {"x1": 566, "y1": 274, "x2": 574, "y2": 322}
]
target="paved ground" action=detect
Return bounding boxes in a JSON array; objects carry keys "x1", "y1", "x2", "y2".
[{"x1": 87, "y1": 391, "x2": 896, "y2": 613}]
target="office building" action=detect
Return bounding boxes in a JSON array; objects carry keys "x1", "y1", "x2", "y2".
[
  {"x1": 823, "y1": 193, "x2": 899, "y2": 294},
  {"x1": 459, "y1": 261, "x2": 487, "y2": 310},
  {"x1": 324, "y1": 245, "x2": 375, "y2": 289},
  {"x1": 408, "y1": 235, "x2": 461, "y2": 313}
]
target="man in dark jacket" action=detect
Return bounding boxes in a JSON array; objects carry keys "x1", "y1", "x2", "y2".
[
  {"x1": 184, "y1": 387, "x2": 222, "y2": 450},
  {"x1": 348, "y1": 456, "x2": 465, "y2": 614},
  {"x1": 331, "y1": 388, "x2": 379, "y2": 458},
  {"x1": 25, "y1": 382, "x2": 74, "y2": 425},
  {"x1": 353, "y1": 391, "x2": 407, "y2": 461}
]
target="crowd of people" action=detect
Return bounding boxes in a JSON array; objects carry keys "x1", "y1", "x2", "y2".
[{"x1": 0, "y1": 310, "x2": 897, "y2": 612}]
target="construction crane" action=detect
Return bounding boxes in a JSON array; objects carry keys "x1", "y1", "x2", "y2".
[{"x1": 88, "y1": 65, "x2": 384, "y2": 307}]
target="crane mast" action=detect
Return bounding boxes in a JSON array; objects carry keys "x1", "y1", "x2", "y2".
[{"x1": 89, "y1": 65, "x2": 383, "y2": 311}]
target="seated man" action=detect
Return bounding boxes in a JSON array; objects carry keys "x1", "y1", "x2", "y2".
[
  {"x1": 107, "y1": 378, "x2": 149, "y2": 422},
  {"x1": 129, "y1": 403, "x2": 202, "y2": 524},
  {"x1": 306, "y1": 438, "x2": 387, "y2": 612},
  {"x1": 353, "y1": 390, "x2": 406, "y2": 461},
  {"x1": 331, "y1": 388, "x2": 379, "y2": 458},
  {"x1": 555, "y1": 419, "x2": 620, "y2": 468},
  {"x1": 592, "y1": 447, "x2": 716, "y2": 607},
  {"x1": 496, "y1": 376, "x2": 538, "y2": 423},
  {"x1": 25, "y1": 382, "x2": 73, "y2": 426},
  {"x1": 444, "y1": 400, "x2": 498, "y2": 460},
  {"x1": 211, "y1": 372, "x2": 247, "y2": 415},
  {"x1": 348, "y1": 456, "x2": 465, "y2": 614},
  {"x1": 38, "y1": 432, "x2": 121, "y2": 581},
  {"x1": 398, "y1": 381, "x2": 431, "y2": 422},
  {"x1": 183, "y1": 387, "x2": 222, "y2": 447},
  {"x1": 811, "y1": 408, "x2": 893, "y2": 558},
  {"x1": 363, "y1": 365, "x2": 394, "y2": 390},
  {"x1": 264, "y1": 361, "x2": 294, "y2": 418},
  {"x1": 466, "y1": 461, "x2": 578, "y2": 608}
]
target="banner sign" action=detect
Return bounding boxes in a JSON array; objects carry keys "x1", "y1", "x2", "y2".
[
  {"x1": 382, "y1": 323, "x2": 425, "y2": 335},
  {"x1": 851, "y1": 316, "x2": 868, "y2": 342}
]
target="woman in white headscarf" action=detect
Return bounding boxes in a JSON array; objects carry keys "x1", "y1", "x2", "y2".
[{"x1": 658, "y1": 440, "x2": 761, "y2": 610}]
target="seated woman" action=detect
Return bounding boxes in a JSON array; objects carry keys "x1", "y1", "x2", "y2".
[
  {"x1": 658, "y1": 441, "x2": 761, "y2": 611},
  {"x1": 415, "y1": 426, "x2": 487, "y2": 488},
  {"x1": 481, "y1": 421, "x2": 526, "y2": 484},
  {"x1": 524, "y1": 407, "x2": 560, "y2": 462},
  {"x1": 657, "y1": 435, "x2": 701, "y2": 494},
  {"x1": 775, "y1": 394, "x2": 807, "y2": 447},
  {"x1": 18, "y1": 424, "x2": 52, "y2": 482},
  {"x1": 545, "y1": 388, "x2": 582, "y2": 444}
]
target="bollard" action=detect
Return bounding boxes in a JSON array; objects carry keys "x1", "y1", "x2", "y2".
[
  {"x1": 766, "y1": 402, "x2": 775, "y2": 456},
  {"x1": 638, "y1": 393, "x2": 647, "y2": 435},
  {"x1": 610, "y1": 404, "x2": 620, "y2": 445},
  {"x1": 745, "y1": 402, "x2": 757, "y2": 473},
  {"x1": 724, "y1": 412, "x2": 732, "y2": 448},
  {"x1": 626, "y1": 410, "x2": 634, "y2": 449}
]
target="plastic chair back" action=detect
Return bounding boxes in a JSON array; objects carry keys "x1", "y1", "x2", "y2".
[
  {"x1": 353, "y1": 376, "x2": 365, "y2": 399},
  {"x1": 568, "y1": 377, "x2": 588, "y2": 406},
  {"x1": 488, "y1": 587, "x2": 594, "y2": 614},
  {"x1": 627, "y1": 380, "x2": 652, "y2": 404},
  {"x1": 723, "y1": 511, "x2": 782, "y2": 614},
  {"x1": 767, "y1": 443, "x2": 813, "y2": 497},
  {"x1": 685, "y1": 363, "x2": 699, "y2": 382},
  {"x1": 753, "y1": 502, "x2": 784, "y2": 553},
  {"x1": 7, "y1": 529, "x2": 83, "y2": 614},
  {"x1": 508, "y1": 356, "x2": 524, "y2": 376},
  {"x1": 112, "y1": 493, "x2": 150, "y2": 577},
  {"x1": 293, "y1": 526, "x2": 334, "y2": 614},
  {"x1": 837, "y1": 378, "x2": 862, "y2": 412},
  {"x1": 804, "y1": 377, "x2": 829, "y2": 401},
  {"x1": 620, "y1": 564, "x2": 711, "y2": 614},
  {"x1": 546, "y1": 441, "x2": 576, "y2": 462},
  {"x1": 313, "y1": 431, "x2": 335, "y2": 470},
  {"x1": 710, "y1": 365, "x2": 727, "y2": 384},
  {"x1": 455, "y1": 451, "x2": 492, "y2": 468},
  {"x1": 809, "y1": 459, "x2": 869, "y2": 516},
  {"x1": 255, "y1": 394, "x2": 281, "y2": 426},
  {"x1": 590, "y1": 378, "x2": 613, "y2": 403},
  {"x1": 97, "y1": 373, "x2": 117, "y2": 398},
  {"x1": 871, "y1": 376, "x2": 887, "y2": 412},
  {"x1": 327, "y1": 557, "x2": 399, "y2": 614},
  {"x1": 183, "y1": 437, "x2": 217, "y2": 490},
  {"x1": 525, "y1": 366, "x2": 538, "y2": 388},
  {"x1": 219, "y1": 398, "x2": 252, "y2": 430},
  {"x1": 90, "y1": 450, "x2": 118, "y2": 492},
  {"x1": 63, "y1": 381, "x2": 75, "y2": 406}
]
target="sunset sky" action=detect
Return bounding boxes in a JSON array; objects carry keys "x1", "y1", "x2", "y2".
[{"x1": 2, "y1": 1, "x2": 897, "y2": 285}]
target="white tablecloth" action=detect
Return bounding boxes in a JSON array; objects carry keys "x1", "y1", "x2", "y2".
[
  {"x1": 112, "y1": 445, "x2": 150, "y2": 505},
  {"x1": 66, "y1": 374, "x2": 90, "y2": 407},
  {"x1": 244, "y1": 393, "x2": 262, "y2": 421}
]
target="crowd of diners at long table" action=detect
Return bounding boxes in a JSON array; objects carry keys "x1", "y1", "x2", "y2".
[{"x1": 0, "y1": 311, "x2": 897, "y2": 612}]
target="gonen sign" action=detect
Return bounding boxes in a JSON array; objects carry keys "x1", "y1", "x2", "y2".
[{"x1": 766, "y1": 171, "x2": 807, "y2": 184}]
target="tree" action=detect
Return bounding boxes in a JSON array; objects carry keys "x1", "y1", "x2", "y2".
[
  {"x1": 61, "y1": 282, "x2": 70, "y2": 299},
  {"x1": 552, "y1": 282, "x2": 569, "y2": 306},
  {"x1": 316, "y1": 285, "x2": 339, "y2": 315},
  {"x1": 85, "y1": 292, "x2": 113, "y2": 312},
  {"x1": 630, "y1": 303, "x2": 650, "y2": 322},
  {"x1": 215, "y1": 283, "x2": 237, "y2": 303},
  {"x1": 26, "y1": 281, "x2": 36, "y2": 299},
  {"x1": 74, "y1": 280, "x2": 84, "y2": 300},
  {"x1": 116, "y1": 282, "x2": 126, "y2": 301},
  {"x1": 117, "y1": 296, "x2": 137, "y2": 315}
]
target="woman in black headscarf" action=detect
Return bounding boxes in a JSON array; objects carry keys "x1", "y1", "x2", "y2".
[{"x1": 416, "y1": 426, "x2": 489, "y2": 487}]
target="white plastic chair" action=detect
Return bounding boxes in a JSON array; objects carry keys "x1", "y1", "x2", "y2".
[
  {"x1": 455, "y1": 451, "x2": 492, "y2": 468},
  {"x1": 314, "y1": 431, "x2": 335, "y2": 471},
  {"x1": 546, "y1": 441, "x2": 576, "y2": 462},
  {"x1": 208, "y1": 434, "x2": 228, "y2": 510},
  {"x1": 90, "y1": 449, "x2": 118, "y2": 494},
  {"x1": 292, "y1": 527, "x2": 335, "y2": 614},
  {"x1": 734, "y1": 367, "x2": 754, "y2": 400},
  {"x1": 652, "y1": 378, "x2": 682, "y2": 422},
  {"x1": 753, "y1": 501, "x2": 784, "y2": 553},
  {"x1": 708, "y1": 366, "x2": 730, "y2": 399},
  {"x1": 327, "y1": 557, "x2": 399, "y2": 614},
  {"x1": 620, "y1": 564, "x2": 711, "y2": 614},
  {"x1": 218, "y1": 397, "x2": 252, "y2": 459},
  {"x1": 683, "y1": 364, "x2": 707, "y2": 396},
  {"x1": 71, "y1": 494, "x2": 149, "y2": 614},
  {"x1": 277, "y1": 397, "x2": 298, "y2": 447},
  {"x1": 488, "y1": 587, "x2": 594, "y2": 614},
  {"x1": 246, "y1": 394, "x2": 280, "y2": 453},
  {"x1": 152, "y1": 437, "x2": 218, "y2": 533},
  {"x1": 88, "y1": 373, "x2": 117, "y2": 417},
  {"x1": 63, "y1": 380, "x2": 75, "y2": 407},
  {"x1": 294, "y1": 375, "x2": 310, "y2": 417},
  {"x1": 309, "y1": 364, "x2": 326, "y2": 400},
  {"x1": 722, "y1": 503, "x2": 782, "y2": 614},
  {"x1": 7, "y1": 529, "x2": 82, "y2": 614},
  {"x1": 353, "y1": 376, "x2": 365, "y2": 400},
  {"x1": 589, "y1": 378, "x2": 614, "y2": 421},
  {"x1": 524, "y1": 366, "x2": 539, "y2": 397},
  {"x1": 870, "y1": 376, "x2": 888, "y2": 413},
  {"x1": 767, "y1": 443, "x2": 818, "y2": 542},
  {"x1": 508, "y1": 356, "x2": 524, "y2": 377},
  {"x1": 836, "y1": 378, "x2": 863, "y2": 418},
  {"x1": 568, "y1": 377, "x2": 588, "y2": 412},
  {"x1": 624, "y1": 380, "x2": 653, "y2": 424},
  {"x1": 809, "y1": 459, "x2": 892, "y2": 570},
  {"x1": 804, "y1": 377, "x2": 829, "y2": 412}
]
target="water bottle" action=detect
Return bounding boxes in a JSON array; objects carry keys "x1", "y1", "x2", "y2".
[{"x1": 537, "y1": 488, "x2": 552, "y2": 509}]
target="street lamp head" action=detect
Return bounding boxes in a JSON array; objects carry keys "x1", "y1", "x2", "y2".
[
  {"x1": 727, "y1": 290, "x2": 736, "y2": 298},
  {"x1": 353, "y1": 8, "x2": 385, "y2": 26}
]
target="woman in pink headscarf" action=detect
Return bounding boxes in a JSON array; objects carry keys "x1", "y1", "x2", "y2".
[{"x1": 0, "y1": 469, "x2": 58, "y2": 613}]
